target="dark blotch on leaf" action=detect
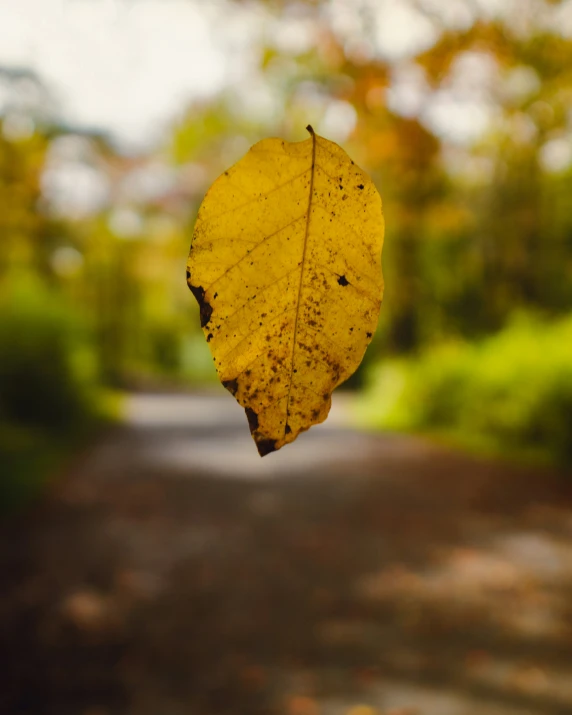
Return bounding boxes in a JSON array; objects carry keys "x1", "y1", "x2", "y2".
[
  {"x1": 206, "y1": 333, "x2": 213, "y2": 342},
  {"x1": 222, "y1": 378, "x2": 239, "y2": 395},
  {"x1": 256, "y1": 438, "x2": 277, "y2": 457},
  {"x1": 186, "y1": 269, "x2": 191, "y2": 280},
  {"x1": 337, "y1": 275, "x2": 349, "y2": 286},
  {"x1": 189, "y1": 284, "x2": 213, "y2": 328},
  {"x1": 285, "y1": 424, "x2": 292, "y2": 434},
  {"x1": 245, "y1": 407, "x2": 259, "y2": 434},
  {"x1": 366, "y1": 331, "x2": 373, "y2": 338},
  {"x1": 358, "y1": 184, "x2": 364, "y2": 190}
]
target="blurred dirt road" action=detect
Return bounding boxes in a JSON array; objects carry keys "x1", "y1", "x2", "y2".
[{"x1": 2, "y1": 392, "x2": 572, "y2": 715}]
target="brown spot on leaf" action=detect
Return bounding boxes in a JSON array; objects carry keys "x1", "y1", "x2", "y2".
[
  {"x1": 189, "y1": 284, "x2": 213, "y2": 328},
  {"x1": 245, "y1": 407, "x2": 259, "y2": 434},
  {"x1": 256, "y1": 438, "x2": 277, "y2": 457},
  {"x1": 206, "y1": 333, "x2": 213, "y2": 342},
  {"x1": 366, "y1": 331, "x2": 373, "y2": 338},
  {"x1": 337, "y1": 275, "x2": 349, "y2": 286},
  {"x1": 285, "y1": 424, "x2": 292, "y2": 435},
  {"x1": 358, "y1": 184, "x2": 364, "y2": 190},
  {"x1": 222, "y1": 378, "x2": 238, "y2": 395}
]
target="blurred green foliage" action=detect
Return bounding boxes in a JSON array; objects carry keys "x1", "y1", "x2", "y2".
[
  {"x1": 0, "y1": 276, "x2": 98, "y2": 430},
  {"x1": 358, "y1": 313, "x2": 572, "y2": 464},
  {"x1": 0, "y1": 276, "x2": 107, "y2": 512}
]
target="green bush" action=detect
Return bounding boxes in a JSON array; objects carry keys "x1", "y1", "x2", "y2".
[
  {"x1": 0, "y1": 276, "x2": 103, "y2": 513},
  {"x1": 359, "y1": 314, "x2": 572, "y2": 464},
  {"x1": 0, "y1": 277, "x2": 99, "y2": 433}
]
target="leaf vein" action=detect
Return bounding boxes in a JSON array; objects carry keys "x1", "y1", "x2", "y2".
[
  {"x1": 205, "y1": 215, "x2": 306, "y2": 293},
  {"x1": 302, "y1": 283, "x2": 366, "y2": 321},
  {"x1": 314, "y1": 162, "x2": 342, "y2": 184},
  {"x1": 222, "y1": 267, "x2": 299, "y2": 327},
  {"x1": 301, "y1": 323, "x2": 350, "y2": 355},
  {"x1": 312, "y1": 202, "x2": 378, "y2": 277},
  {"x1": 309, "y1": 261, "x2": 381, "y2": 302},
  {"x1": 200, "y1": 168, "x2": 311, "y2": 225},
  {"x1": 219, "y1": 305, "x2": 296, "y2": 363}
]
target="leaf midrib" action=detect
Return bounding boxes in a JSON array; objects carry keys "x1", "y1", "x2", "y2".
[{"x1": 284, "y1": 127, "x2": 317, "y2": 437}]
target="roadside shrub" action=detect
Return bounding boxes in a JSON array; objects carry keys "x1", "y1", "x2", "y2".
[
  {"x1": 360, "y1": 314, "x2": 572, "y2": 464},
  {"x1": 0, "y1": 276, "x2": 99, "y2": 433},
  {"x1": 0, "y1": 276, "x2": 103, "y2": 512}
]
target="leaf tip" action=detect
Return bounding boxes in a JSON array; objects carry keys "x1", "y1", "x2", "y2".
[{"x1": 256, "y1": 438, "x2": 278, "y2": 457}]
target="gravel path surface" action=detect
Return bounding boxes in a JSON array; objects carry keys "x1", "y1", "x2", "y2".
[{"x1": 2, "y1": 392, "x2": 572, "y2": 715}]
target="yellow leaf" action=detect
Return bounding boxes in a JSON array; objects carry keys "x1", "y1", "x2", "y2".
[{"x1": 187, "y1": 126, "x2": 384, "y2": 455}]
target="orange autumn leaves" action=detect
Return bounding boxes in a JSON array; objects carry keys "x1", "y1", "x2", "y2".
[{"x1": 187, "y1": 127, "x2": 384, "y2": 454}]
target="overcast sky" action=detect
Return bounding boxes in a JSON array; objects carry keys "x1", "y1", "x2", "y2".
[
  {"x1": 0, "y1": 0, "x2": 253, "y2": 148},
  {"x1": 0, "y1": 0, "x2": 543, "y2": 152},
  {"x1": 0, "y1": 0, "x2": 451, "y2": 147}
]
